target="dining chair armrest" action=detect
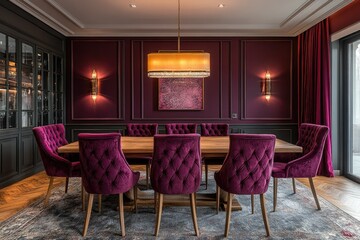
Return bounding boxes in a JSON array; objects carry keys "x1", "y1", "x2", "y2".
[{"x1": 285, "y1": 151, "x2": 323, "y2": 178}]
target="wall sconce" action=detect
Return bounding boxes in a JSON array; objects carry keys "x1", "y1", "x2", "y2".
[
  {"x1": 262, "y1": 71, "x2": 271, "y2": 101},
  {"x1": 91, "y1": 69, "x2": 98, "y2": 101}
]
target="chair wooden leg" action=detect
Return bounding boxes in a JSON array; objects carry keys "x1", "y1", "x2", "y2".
[
  {"x1": 224, "y1": 192, "x2": 233, "y2": 237},
  {"x1": 134, "y1": 186, "x2": 138, "y2": 213},
  {"x1": 98, "y1": 194, "x2": 102, "y2": 213},
  {"x1": 273, "y1": 178, "x2": 278, "y2": 212},
  {"x1": 154, "y1": 191, "x2": 157, "y2": 214},
  {"x1": 190, "y1": 193, "x2": 200, "y2": 236},
  {"x1": 82, "y1": 193, "x2": 94, "y2": 237},
  {"x1": 292, "y1": 178, "x2": 296, "y2": 194},
  {"x1": 260, "y1": 194, "x2": 270, "y2": 236},
  {"x1": 309, "y1": 177, "x2": 321, "y2": 210},
  {"x1": 82, "y1": 185, "x2": 86, "y2": 211},
  {"x1": 119, "y1": 193, "x2": 126, "y2": 237},
  {"x1": 65, "y1": 177, "x2": 69, "y2": 193},
  {"x1": 216, "y1": 185, "x2": 220, "y2": 214},
  {"x1": 154, "y1": 193, "x2": 163, "y2": 237},
  {"x1": 251, "y1": 194, "x2": 254, "y2": 214},
  {"x1": 44, "y1": 176, "x2": 54, "y2": 207},
  {"x1": 205, "y1": 164, "x2": 208, "y2": 190},
  {"x1": 146, "y1": 163, "x2": 150, "y2": 189}
]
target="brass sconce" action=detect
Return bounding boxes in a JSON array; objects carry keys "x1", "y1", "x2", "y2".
[
  {"x1": 262, "y1": 71, "x2": 271, "y2": 101},
  {"x1": 91, "y1": 69, "x2": 98, "y2": 101}
]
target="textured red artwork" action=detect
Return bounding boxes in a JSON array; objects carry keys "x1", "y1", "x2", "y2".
[{"x1": 158, "y1": 78, "x2": 204, "y2": 110}]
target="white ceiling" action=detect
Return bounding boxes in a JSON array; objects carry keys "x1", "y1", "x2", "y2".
[{"x1": 10, "y1": 0, "x2": 353, "y2": 37}]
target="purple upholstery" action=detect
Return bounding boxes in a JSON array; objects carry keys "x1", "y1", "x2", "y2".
[
  {"x1": 78, "y1": 133, "x2": 140, "y2": 195},
  {"x1": 272, "y1": 123, "x2": 329, "y2": 178},
  {"x1": 126, "y1": 124, "x2": 157, "y2": 188},
  {"x1": 126, "y1": 123, "x2": 158, "y2": 136},
  {"x1": 33, "y1": 124, "x2": 81, "y2": 177},
  {"x1": 151, "y1": 134, "x2": 201, "y2": 194},
  {"x1": 165, "y1": 123, "x2": 197, "y2": 134},
  {"x1": 215, "y1": 134, "x2": 276, "y2": 195},
  {"x1": 201, "y1": 123, "x2": 229, "y2": 136}
]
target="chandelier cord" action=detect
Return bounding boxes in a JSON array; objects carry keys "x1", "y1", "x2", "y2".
[{"x1": 178, "y1": 0, "x2": 180, "y2": 52}]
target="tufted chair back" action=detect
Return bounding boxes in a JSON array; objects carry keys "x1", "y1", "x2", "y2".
[
  {"x1": 151, "y1": 134, "x2": 201, "y2": 194},
  {"x1": 215, "y1": 134, "x2": 276, "y2": 195},
  {"x1": 297, "y1": 123, "x2": 328, "y2": 155},
  {"x1": 165, "y1": 123, "x2": 197, "y2": 134},
  {"x1": 126, "y1": 123, "x2": 158, "y2": 136},
  {"x1": 33, "y1": 124, "x2": 80, "y2": 177},
  {"x1": 201, "y1": 123, "x2": 229, "y2": 136},
  {"x1": 78, "y1": 133, "x2": 140, "y2": 195}
]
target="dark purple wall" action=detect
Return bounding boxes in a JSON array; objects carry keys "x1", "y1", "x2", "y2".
[{"x1": 67, "y1": 37, "x2": 297, "y2": 124}]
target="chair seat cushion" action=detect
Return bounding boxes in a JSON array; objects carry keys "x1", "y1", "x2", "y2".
[{"x1": 272, "y1": 162, "x2": 287, "y2": 178}]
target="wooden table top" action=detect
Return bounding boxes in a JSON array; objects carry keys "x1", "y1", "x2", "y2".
[{"x1": 58, "y1": 136, "x2": 302, "y2": 157}]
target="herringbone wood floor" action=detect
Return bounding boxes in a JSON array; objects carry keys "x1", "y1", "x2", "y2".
[{"x1": 1, "y1": 167, "x2": 360, "y2": 222}]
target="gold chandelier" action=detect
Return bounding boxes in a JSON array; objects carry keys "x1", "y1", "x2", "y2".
[{"x1": 147, "y1": 0, "x2": 210, "y2": 78}]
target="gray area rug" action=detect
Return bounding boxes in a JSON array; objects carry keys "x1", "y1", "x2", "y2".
[{"x1": 1, "y1": 175, "x2": 360, "y2": 240}]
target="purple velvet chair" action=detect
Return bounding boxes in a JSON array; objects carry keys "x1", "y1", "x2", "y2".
[
  {"x1": 126, "y1": 123, "x2": 158, "y2": 188},
  {"x1": 151, "y1": 134, "x2": 201, "y2": 237},
  {"x1": 200, "y1": 123, "x2": 229, "y2": 189},
  {"x1": 215, "y1": 134, "x2": 276, "y2": 237},
  {"x1": 78, "y1": 133, "x2": 140, "y2": 237},
  {"x1": 33, "y1": 124, "x2": 81, "y2": 206},
  {"x1": 165, "y1": 123, "x2": 197, "y2": 134},
  {"x1": 272, "y1": 123, "x2": 329, "y2": 211}
]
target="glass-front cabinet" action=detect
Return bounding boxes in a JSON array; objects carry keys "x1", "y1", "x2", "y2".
[
  {"x1": 21, "y1": 43, "x2": 34, "y2": 128},
  {"x1": 37, "y1": 50, "x2": 50, "y2": 126},
  {"x1": 0, "y1": 29, "x2": 64, "y2": 187},
  {"x1": 0, "y1": 33, "x2": 17, "y2": 129}
]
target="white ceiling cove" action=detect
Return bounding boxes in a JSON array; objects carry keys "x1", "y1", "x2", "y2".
[{"x1": 10, "y1": 0, "x2": 353, "y2": 37}]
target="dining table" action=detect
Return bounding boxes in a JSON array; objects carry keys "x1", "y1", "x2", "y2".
[
  {"x1": 58, "y1": 136, "x2": 302, "y2": 210},
  {"x1": 58, "y1": 136, "x2": 302, "y2": 156}
]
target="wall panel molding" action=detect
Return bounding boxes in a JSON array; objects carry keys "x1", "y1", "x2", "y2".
[
  {"x1": 241, "y1": 39, "x2": 294, "y2": 121},
  {"x1": 70, "y1": 39, "x2": 125, "y2": 121}
]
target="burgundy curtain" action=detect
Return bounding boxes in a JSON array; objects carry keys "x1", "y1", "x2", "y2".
[{"x1": 298, "y1": 19, "x2": 334, "y2": 177}]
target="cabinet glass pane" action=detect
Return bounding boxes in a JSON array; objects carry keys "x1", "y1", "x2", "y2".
[
  {"x1": 37, "y1": 90, "x2": 42, "y2": 110},
  {"x1": 55, "y1": 110, "x2": 63, "y2": 123},
  {"x1": 0, "y1": 85, "x2": 5, "y2": 110},
  {"x1": 56, "y1": 93, "x2": 63, "y2": 110},
  {"x1": 0, "y1": 33, "x2": 5, "y2": 58},
  {"x1": 8, "y1": 37, "x2": 16, "y2": 62},
  {"x1": 0, "y1": 111, "x2": 6, "y2": 129},
  {"x1": 22, "y1": 44, "x2": 33, "y2": 65},
  {"x1": 43, "y1": 71, "x2": 49, "y2": 91},
  {"x1": 37, "y1": 69, "x2": 42, "y2": 90},
  {"x1": 56, "y1": 74, "x2": 62, "y2": 92},
  {"x1": 8, "y1": 61, "x2": 17, "y2": 83},
  {"x1": 37, "y1": 52, "x2": 42, "y2": 69},
  {"x1": 0, "y1": 61, "x2": 5, "y2": 83},
  {"x1": 21, "y1": 66, "x2": 33, "y2": 88},
  {"x1": 22, "y1": 88, "x2": 33, "y2": 110},
  {"x1": 43, "y1": 53, "x2": 49, "y2": 70},
  {"x1": 9, "y1": 110, "x2": 16, "y2": 128},
  {"x1": 43, "y1": 111, "x2": 48, "y2": 125},
  {"x1": 9, "y1": 87, "x2": 17, "y2": 110},
  {"x1": 43, "y1": 91, "x2": 48, "y2": 111},
  {"x1": 21, "y1": 111, "x2": 33, "y2": 127}
]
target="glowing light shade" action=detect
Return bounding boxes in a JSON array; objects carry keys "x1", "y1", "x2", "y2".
[
  {"x1": 91, "y1": 69, "x2": 98, "y2": 101},
  {"x1": 147, "y1": 0, "x2": 210, "y2": 78},
  {"x1": 262, "y1": 71, "x2": 271, "y2": 101}
]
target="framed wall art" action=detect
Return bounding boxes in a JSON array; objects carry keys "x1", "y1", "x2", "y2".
[{"x1": 158, "y1": 78, "x2": 204, "y2": 110}]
